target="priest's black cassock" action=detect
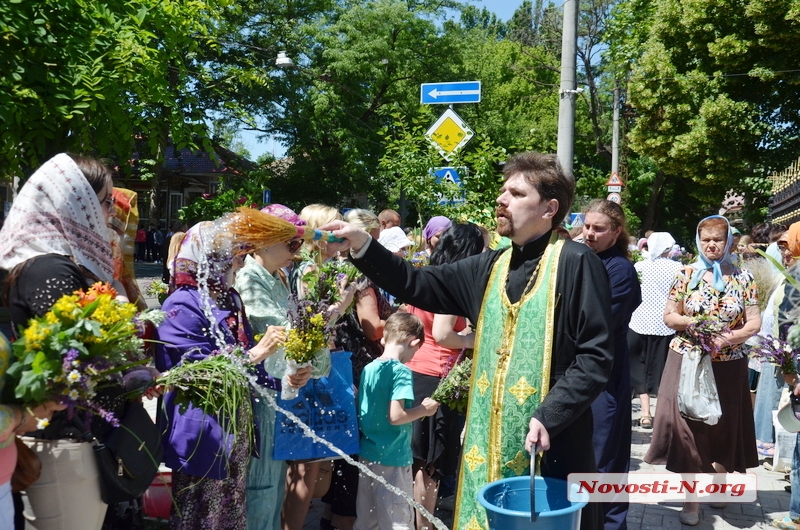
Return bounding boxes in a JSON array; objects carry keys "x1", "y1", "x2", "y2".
[{"x1": 351, "y1": 230, "x2": 615, "y2": 530}]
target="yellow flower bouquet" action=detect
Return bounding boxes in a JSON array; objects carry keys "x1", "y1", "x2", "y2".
[
  {"x1": 265, "y1": 294, "x2": 334, "y2": 399},
  {"x1": 5, "y1": 282, "x2": 160, "y2": 426}
]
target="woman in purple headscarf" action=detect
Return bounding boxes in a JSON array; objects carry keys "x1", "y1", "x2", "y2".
[{"x1": 422, "y1": 216, "x2": 452, "y2": 257}]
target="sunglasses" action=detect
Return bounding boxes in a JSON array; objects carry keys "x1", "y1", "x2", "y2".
[{"x1": 287, "y1": 239, "x2": 303, "y2": 253}]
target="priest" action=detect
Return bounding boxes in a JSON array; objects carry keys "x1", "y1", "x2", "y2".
[{"x1": 325, "y1": 151, "x2": 614, "y2": 530}]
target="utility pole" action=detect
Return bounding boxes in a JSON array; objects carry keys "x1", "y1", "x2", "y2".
[
  {"x1": 611, "y1": 80, "x2": 620, "y2": 176},
  {"x1": 556, "y1": 0, "x2": 579, "y2": 176}
]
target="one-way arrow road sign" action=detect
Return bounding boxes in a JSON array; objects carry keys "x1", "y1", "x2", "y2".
[{"x1": 421, "y1": 81, "x2": 481, "y2": 104}]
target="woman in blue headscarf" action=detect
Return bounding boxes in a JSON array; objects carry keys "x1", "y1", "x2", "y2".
[{"x1": 644, "y1": 215, "x2": 760, "y2": 526}]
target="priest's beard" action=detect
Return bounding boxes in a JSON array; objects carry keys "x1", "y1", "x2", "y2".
[{"x1": 496, "y1": 207, "x2": 513, "y2": 237}]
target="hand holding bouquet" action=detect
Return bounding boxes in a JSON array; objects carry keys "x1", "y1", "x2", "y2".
[
  {"x1": 685, "y1": 314, "x2": 731, "y2": 357},
  {"x1": 155, "y1": 345, "x2": 253, "y2": 439},
  {"x1": 265, "y1": 294, "x2": 336, "y2": 400}
]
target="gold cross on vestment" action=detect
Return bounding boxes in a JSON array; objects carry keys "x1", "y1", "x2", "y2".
[
  {"x1": 508, "y1": 377, "x2": 537, "y2": 405},
  {"x1": 464, "y1": 445, "x2": 487, "y2": 473},
  {"x1": 476, "y1": 371, "x2": 490, "y2": 396},
  {"x1": 505, "y1": 451, "x2": 531, "y2": 476},
  {"x1": 465, "y1": 516, "x2": 485, "y2": 530}
]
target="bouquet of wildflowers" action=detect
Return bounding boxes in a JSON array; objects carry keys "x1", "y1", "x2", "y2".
[
  {"x1": 431, "y1": 356, "x2": 472, "y2": 414},
  {"x1": 145, "y1": 279, "x2": 169, "y2": 304},
  {"x1": 684, "y1": 314, "x2": 731, "y2": 356},
  {"x1": 155, "y1": 345, "x2": 253, "y2": 438},
  {"x1": 751, "y1": 335, "x2": 798, "y2": 375},
  {"x1": 409, "y1": 251, "x2": 429, "y2": 268},
  {"x1": 265, "y1": 293, "x2": 336, "y2": 399},
  {"x1": 302, "y1": 259, "x2": 361, "y2": 305},
  {"x1": 6, "y1": 283, "x2": 158, "y2": 426}
]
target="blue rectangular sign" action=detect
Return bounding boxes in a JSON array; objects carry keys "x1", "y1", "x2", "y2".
[{"x1": 421, "y1": 81, "x2": 481, "y2": 104}]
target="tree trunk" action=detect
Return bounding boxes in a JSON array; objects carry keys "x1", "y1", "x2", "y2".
[{"x1": 642, "y1": 169, "x2": 666, "y2": 233}]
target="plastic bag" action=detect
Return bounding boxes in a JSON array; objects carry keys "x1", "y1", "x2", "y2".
[
  {"x1": 677, "y1": 345, "x2": 722, "y2": 425},
  {"x1": 273, "y1": 351, "x2": 359, "y2": 460}
]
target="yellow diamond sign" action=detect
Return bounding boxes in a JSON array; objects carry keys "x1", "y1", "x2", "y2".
[{"x1": 426, "y1": 108, "x2": 474, "y2": 161}]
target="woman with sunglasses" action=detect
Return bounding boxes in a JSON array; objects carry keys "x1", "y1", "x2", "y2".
[{"x1": 233, "y1": 204, "x2": 310, "y2": 530}]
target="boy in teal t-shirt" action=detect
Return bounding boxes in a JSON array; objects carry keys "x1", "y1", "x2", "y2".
[{"x1": 355, "y1": 313, "x2": 439, "y2": 530}]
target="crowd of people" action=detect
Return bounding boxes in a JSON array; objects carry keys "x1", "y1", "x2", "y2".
[{"x1": 0, "y1": 150, "x2": 799, "y2": 530}]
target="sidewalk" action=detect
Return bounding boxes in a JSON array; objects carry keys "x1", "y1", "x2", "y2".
[
  {"x1": 134, "y1": 267, "x2": 791, "y2": 530},
  {"x1": 628, "y1": 398, "x2": 787, "y2": 530}
]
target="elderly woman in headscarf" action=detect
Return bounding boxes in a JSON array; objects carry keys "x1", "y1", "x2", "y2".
[
  {"x1": 628, "y1": 232, "x2": 684, "y2": 428},
  {"x1": 644, "y1": 216, "x2": 760, "y2": 526},
  {"x1": 155, "y1": 212, "x2": 311, "y2": 530},
  {"x1": 0, "y1": 153, "x2": 129, "y2": 530},
  {"x1": 422, "y1": 216, "x2": 452, "y2": 257}
]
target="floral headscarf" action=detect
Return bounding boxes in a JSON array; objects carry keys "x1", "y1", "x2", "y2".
[{"x1": 0, "y1": 153, "x2": 114, "y2": 281}]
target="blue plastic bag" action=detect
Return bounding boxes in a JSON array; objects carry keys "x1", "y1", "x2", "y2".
[{"x1": 273, "y1": 350, "x2": 360, "y2": 460}]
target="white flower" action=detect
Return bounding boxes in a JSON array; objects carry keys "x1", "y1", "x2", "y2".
[
  {"x1": 66, "y1": 370, "x2": 81, "y2": 384},
  {"x1": 773, "y1": 339, "x2": 782, "y2": 350},
  {"x1": 36, "y1": 418, "x2": 49, "y2": 430},
  {"x1": 72, "y1": 360, "x2": 81, "y2": 368},
  {"x1": 68, "y1": 389, "x2": 79, "y2": 400}
]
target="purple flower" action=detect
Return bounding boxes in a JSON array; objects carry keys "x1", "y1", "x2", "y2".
[{"x1": 754, "y1": 335, "x2": 798, "y2": 374}]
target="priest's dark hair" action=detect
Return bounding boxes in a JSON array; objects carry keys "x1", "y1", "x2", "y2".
[
  {"x1": 430, "y1": 223, "x2": 485, "y2": 267},
  {"x1": 583, "y1": 199, "x2": 631, "y2": 258},
  {"x1": 502, "y1": 152, "x2": 574, "y2": 229}
]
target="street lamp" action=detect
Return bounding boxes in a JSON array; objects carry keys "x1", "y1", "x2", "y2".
[{"x1": 275, "y1": 51, "x2": 294, "y2": 68}]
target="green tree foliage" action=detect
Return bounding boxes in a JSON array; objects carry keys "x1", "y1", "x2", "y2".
[
  {"x1": 0, "y1": 0, "x2": 231, "y2": 176},
  {"x1": 615, "y1": 0, "x2": 800, "y2": 219},
  {"x1": 239, "y1": 0, "x2": 463, "y2": 208}
]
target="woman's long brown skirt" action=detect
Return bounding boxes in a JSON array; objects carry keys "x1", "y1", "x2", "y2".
[{"x1": 644, "y1": 350, "x2": 758, "y2": 473}]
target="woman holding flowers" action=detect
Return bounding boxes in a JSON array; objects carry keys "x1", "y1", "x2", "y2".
[
  {"x1": 406, "y1": 223, "x2": 484, "y2": 529},
  {"x1": 283, "y1": 204, "x2": 356, "y2": 530},
  {"x1": 156, "y1": 215, "x2": 310, "y2": 530},
  {"x1": 232, "y1": 204, "x2": 307, "y2": 530},
  {"x1": 645, "y1": 215, "x2": 760, "y2": 526},
  {"x1": 0, "y1": 153, "x2": 129, "y2": 530}
]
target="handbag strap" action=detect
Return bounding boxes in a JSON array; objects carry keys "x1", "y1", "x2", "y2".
[{"x1": 71, "y1": 415, "x2": 102, "y2": 447}]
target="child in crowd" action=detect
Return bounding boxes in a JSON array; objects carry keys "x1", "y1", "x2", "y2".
[{"x1": 355, "y1": 312, "x2": 439, "y2": 530}]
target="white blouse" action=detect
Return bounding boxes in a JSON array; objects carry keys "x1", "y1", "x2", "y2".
[{"x1": 629, "y1": 257, "x2": 684, "y2": 336}]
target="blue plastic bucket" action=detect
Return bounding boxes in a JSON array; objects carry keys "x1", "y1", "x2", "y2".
[{"x1": 477, "y1": 476, "x2": 588, "y2": 530}]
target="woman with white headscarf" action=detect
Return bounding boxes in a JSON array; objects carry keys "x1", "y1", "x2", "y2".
[
  {"x1": 628, "y1": 232, "x2": 683, "y2": 428},
  {"x1": 0, "y1": 153, "x2": 121, "y2": 530},
  {"x1": 644, "y1": 216, "x2": 760, "y2": 525},
  {"x1": 156, "y1": 215, "x2": 310, "y2": 530}
]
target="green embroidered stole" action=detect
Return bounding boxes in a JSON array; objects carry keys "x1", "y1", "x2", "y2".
[{"x1": 453, "y1": 233, "x2": 564, "y2": 530}]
